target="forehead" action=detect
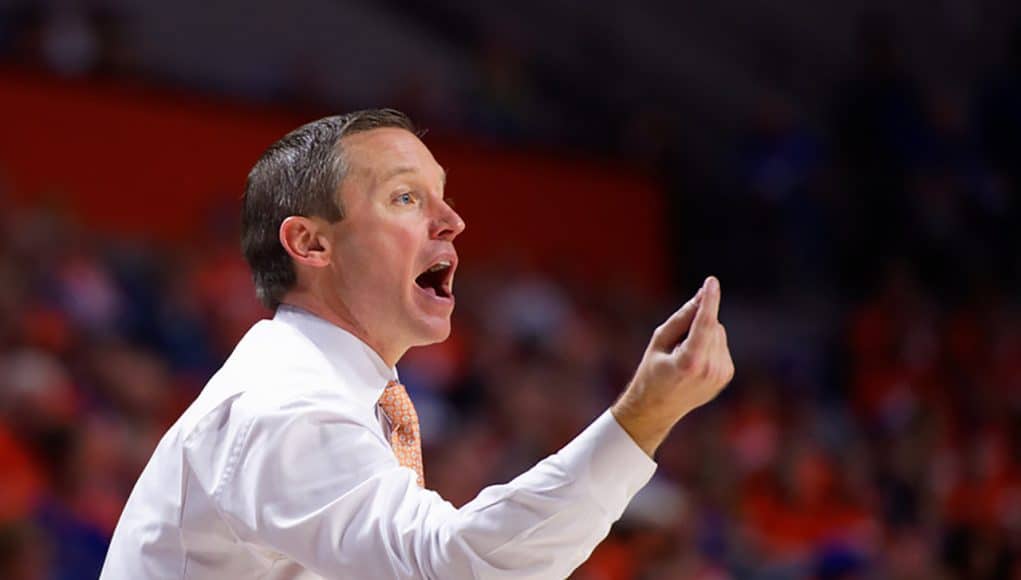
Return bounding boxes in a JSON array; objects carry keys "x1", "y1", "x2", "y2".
[{"x1": 340, "y1": 127, "x2": 444, "y2": 185}]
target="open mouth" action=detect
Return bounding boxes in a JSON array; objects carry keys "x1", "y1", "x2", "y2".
[{"x1": 414, "y1": 260, "x2": 454, "y2": 299}]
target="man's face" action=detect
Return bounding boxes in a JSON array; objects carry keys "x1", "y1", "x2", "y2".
[{"x1": 321, "y1": 128, "x2": 464, "y2": 361}]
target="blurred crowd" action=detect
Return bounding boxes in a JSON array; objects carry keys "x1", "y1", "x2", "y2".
[
  {"x1": 0, "y1": 5, "x2": 1019, "y2": 580},
  {"x1": 0, "y1": 154, "x2": 1017, "y2": 580}
]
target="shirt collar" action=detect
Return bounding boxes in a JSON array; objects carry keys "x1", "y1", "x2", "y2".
[{"x1": 273, "y1": 304, "x2": 398, "y2": 408}]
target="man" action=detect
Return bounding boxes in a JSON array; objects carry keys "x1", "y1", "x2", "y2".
[{"x1": 101, "y1": 109, "x2": 734, "y2": 579}]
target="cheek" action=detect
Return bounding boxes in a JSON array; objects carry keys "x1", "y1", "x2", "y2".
[
  {"x1": 348, "y1": 223, "x2": 422, "y2": 287},
  {"x1": 382, "y1": 225, "x2": 421, "y2": 255}
]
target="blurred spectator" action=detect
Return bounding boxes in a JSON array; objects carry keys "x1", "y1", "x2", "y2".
[
  {"x1": 3, "y1": 2, "x2": 130, "y2": 78},
  {"x1": 0, "y1": 523, "x2": 50, "y2": 580}
]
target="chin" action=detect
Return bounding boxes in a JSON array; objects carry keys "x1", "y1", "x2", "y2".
[{"x1": 405, "y1": 317, "x2": 452, "y2": 349}]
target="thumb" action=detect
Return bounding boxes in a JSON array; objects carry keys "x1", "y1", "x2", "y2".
[{"x1": 649, "y1": 289, "x2": 703, "y2": 352}]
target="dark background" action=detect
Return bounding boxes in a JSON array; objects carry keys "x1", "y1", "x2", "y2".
[{"x1": 0, "y1": 1, "x2": 1018, "y2": 578}]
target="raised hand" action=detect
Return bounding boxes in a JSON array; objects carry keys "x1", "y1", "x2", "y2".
[{"x1": 611, "y1": 276, "x2": 735, "y2": 457}]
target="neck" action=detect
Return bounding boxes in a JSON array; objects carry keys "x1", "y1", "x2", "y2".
[{"x1": 280, "y1": 292, "x2": 403, "y2": 367}]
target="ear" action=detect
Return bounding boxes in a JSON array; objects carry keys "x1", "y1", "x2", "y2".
[{"x1": 279, "y1": 216, "x2": 332, "y2": 268}]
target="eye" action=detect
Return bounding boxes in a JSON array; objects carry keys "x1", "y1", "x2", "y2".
[{"x1": 394, "y1": 192, "x2": 416, "y2": 206}]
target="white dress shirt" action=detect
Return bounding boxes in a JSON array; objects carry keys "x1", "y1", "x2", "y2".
[{"x1": 101, "y1": 305, "x2": 657, "y2": 579}]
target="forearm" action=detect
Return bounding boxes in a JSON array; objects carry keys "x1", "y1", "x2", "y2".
[{"x1": 448, "y1": 410, "x2": 657, "y2": 577}]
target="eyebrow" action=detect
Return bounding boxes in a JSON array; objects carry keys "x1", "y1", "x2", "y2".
[{"x1": 380, "y1": 165, "x2": 448, "y2": 186}]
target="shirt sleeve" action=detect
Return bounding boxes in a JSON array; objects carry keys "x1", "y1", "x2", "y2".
[{"x1": 212, "y1": 399, "x2": 657, "y2": 579}]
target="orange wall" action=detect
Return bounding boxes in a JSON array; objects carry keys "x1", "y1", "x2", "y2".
[{"x1": 0, "y1": 72, "x2": 669, "y2": 293}]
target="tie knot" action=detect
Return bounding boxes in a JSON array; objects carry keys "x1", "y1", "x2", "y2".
[{"x1": 379, "y1": 381, "x2": 417, "y2": 429}]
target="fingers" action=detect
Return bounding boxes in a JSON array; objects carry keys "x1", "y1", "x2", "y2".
[
  {"x1": 649, "y1": 288, "x2": 703, "y2": 352},
  {"x1": 714, "y1": 324, "x2": 734, "y2": 382},
  {"x1": 683, "y1": 322, "x2": 734, "y2": 382},
  {"x1": 687, "y1": 276, "x2": 721, "y2": 349},
  {"x1": 719, "y1": 324, "x2": 735, "y2": 383},
  {"x1": 694, "y1": 276, "x2": 720, "y2": 328}
]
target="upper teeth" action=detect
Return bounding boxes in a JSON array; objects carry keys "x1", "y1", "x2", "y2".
[{"x1": 428, "y1": 261, "x2": 451, "y2": 273}]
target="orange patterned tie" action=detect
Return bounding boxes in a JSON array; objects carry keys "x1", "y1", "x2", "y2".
[{"x1": 378, "y1": 381, "x2": 425, "y2": 487}]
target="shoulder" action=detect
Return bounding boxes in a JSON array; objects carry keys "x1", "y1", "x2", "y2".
[
  {"x1": 180, "y1": 319, "x2": 374, "y2": 446},
  {"x1": 216, "y1": 319, "x2": 348, "y2": 401},
  {"x1": 226, "y1": 318, "x2": 331, "y2": 380}
]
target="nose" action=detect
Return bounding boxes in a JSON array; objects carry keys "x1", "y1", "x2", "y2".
[{"x1": 431, "y1": 199, "x2": 466, "y2": 241}]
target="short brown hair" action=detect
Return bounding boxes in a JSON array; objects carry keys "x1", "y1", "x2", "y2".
[{"x1": 241, "y1": 109, "x2": 417, "y2": 310}]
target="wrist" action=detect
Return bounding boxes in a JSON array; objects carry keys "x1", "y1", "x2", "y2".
[{"x1": 610, "y1": 393, "x2": 676, "y2": 458}]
